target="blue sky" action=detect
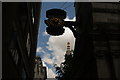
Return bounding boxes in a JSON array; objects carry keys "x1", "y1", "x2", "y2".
[{"x1": 36, "y1": 2, "x2": 75, "y2": 78}]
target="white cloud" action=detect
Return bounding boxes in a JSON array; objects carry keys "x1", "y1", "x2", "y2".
[
  {"x1": 47, "y1": 68, "x2": 56, "y2": 78},
  {"x1": 42, "y1": 57, "x2": 54, "y2": 65},
  {"x1": 42, "y1": 61, "x2": 47, "y2": 67},
  {"x1": 43, "y1": 31, "x2": 49, "y2": 36},
  {"x1": 64, "y1": 16, "x2": 76, "y2": 21},
  {"x1": 36, "y1": 47, "x2": 45, "y2": 53}
]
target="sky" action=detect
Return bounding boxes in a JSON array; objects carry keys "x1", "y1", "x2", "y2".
[{"x1": 36, "y1": 2, "x2": 76, "y2": 78}]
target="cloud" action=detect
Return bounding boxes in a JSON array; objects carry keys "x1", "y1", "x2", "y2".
[
  {"x1": 42, "y1": 57, "x2": 54, "y2": 65},
  {"x1": 43, "y1": 31, "x2": 49, "y2": 36},
  {"x1": 36, "y1": 47, "x2": 46, "y2": 53},
  {"x1": 64, "y1": 16, "x2": 76, "y2": 21},
  {"x1": 42, "y1": 61, "x2": 47, "y2": 67},
  {"x1": 47, "y1": 68, "x2": 56, "y2": 78}
]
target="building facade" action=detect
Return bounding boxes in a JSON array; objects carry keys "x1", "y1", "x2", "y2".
[
  {"x1": 92, "y1": 3, "x2": 120, "y2": 80},
  {"x1": 2, "y1": 2, "x2": 41, "y2": 79},
  {"x1": 34, "y1": 56, "x2": 47, "y2": 80},
  {"x1": 73, "y1": 2, "x2": 120, "y2": 80}
]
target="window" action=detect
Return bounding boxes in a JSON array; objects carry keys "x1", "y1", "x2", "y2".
[
  {"x1": 26, "y1": 33, "x2": 31, "y2": 56},
  {"x1": 9, "y1": 32, "x2": 19, "y2": 65},
  {"x1": 31, "y1": 8, "x2": 34, "y2": 24},
  {"x1": 22, "y1": 67, "x2": 27, "y2": 79},
  {"x1": 10, "y1": 49, "x2": 19, "y2": 65}
]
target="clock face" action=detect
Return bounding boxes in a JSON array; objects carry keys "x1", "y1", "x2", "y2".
[{"x1": 46, "y1": 18, "x2": 64, "y2": 27}]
